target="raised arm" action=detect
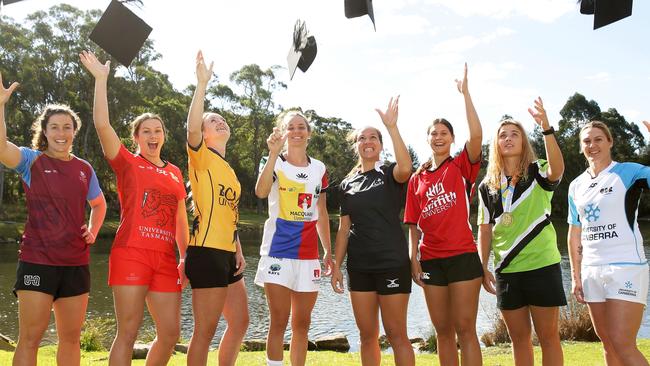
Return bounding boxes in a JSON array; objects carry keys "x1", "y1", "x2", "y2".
[
  {"x1": 316, "y1": 194, "x2": 333, "y2": 276},
  {"x1": 331, "y1": 215, "x2": 351, "y2": 293},
  {"x1": 255, "y1": 127, "x2": 287, "y2": 198},
  {"x1": 457, "y1": 63, "x2": 482, "y2": 163},
  {"x1": 375, "y1": 95, "x2": 412, "y2": 183},
  {"x1": 0, "y1": 72, "x2": 21, "y2": 168},
  {"x1": 187, "y1": 50, "x2": 214, "y2": 148},
  {"x1": 79, "y1": 51, "x2": 121, "y2": 160},
  {"x1": 567, "y1": 225, "x2": 585, "y2": 303},
  {"x1": 528, "y1": 97, "x2": 563, "y2": 181}
]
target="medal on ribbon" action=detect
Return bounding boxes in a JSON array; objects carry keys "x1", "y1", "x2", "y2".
[{"x1": 500, "y1": 175, "x2": 515, "y2": 227}]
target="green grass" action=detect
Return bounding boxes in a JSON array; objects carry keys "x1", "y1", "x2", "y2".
[{"x1": 2, "y1": 341, "x2": 650, "y2": 365}]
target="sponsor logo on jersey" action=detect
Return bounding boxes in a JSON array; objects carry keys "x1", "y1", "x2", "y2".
[
  {"x1": 421, "y1": 272, "x2": 430, "y2": 280},
  {"x1": 79, "y1": 171, "x2": 88, "y2": 184},
  {"x1": 386, "y1": 278, "x2": 399, "y2": 288},
  {"x1": 422, "y1": 180, "x2": 457, "y2": 219},
  {"x1": 296, "y1": 172, "x2": 309, "y2": 180},
  {"x1": 313, "y1": 269, "x2": 321, "y2": 279},
  {"x1": 583, "y1": 203, "x2": 601, "y2": 222},
  {"x1": 618, "y1": 280, "x2": 638, "y2": 297},
  {"x1": 44, "y1": 169, "x2": 58, "y2": 174},
  {"x1": 268, "y1": 263, "x2": 281, "y2": 275},
  {"x1": 24, "y1": 275, "x2": 40, "y2": 286},
  {"x1": 599, "y1": 186, "x2": 613, "y2": 195},
  {"x1": 298, "y1": 193, "x2": 313, "y2": 209}
]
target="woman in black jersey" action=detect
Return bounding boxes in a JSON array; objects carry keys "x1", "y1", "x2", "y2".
[{"x1": 331, "y1": 96, "x2": 414, "y2": 366}]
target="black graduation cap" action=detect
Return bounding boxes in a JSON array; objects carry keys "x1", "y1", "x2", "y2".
[
  {"x1": 344, "y1": 0, "x2": 376, "y2": 31},
  {"x1": 287, "y1": 20, "x2": 317, "y2": 81},
  {"x1": 580, "y1": 0, "x2": 633, "y2": 30},
  {"x1": 89, "y1": 0, "x2": 152, "y2": 67}
]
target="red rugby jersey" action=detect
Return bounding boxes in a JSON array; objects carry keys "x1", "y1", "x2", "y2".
[
  {"x1": 108, "y1": 145, "x2": 186, "y2": 254},
  {"x1": 404, "y1": 147, "x2": 480, "y2": 260}
]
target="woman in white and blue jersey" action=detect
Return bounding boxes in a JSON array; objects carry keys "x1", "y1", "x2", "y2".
[{"x1": 567, "y1": 120, "x2": 650, "y2": 366}]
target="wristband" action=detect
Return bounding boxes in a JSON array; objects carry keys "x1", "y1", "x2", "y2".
[
  {"x1": 542, "y1": 126, "x2": 555, "y2": 135},
  {"x1": 179, "y1": 258, "x2": 185, "y2": 263}
]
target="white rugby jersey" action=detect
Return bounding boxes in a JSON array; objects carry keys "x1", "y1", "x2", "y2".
[{"x1": 568, "y1": 161, "x2": 650, "y2": 266}]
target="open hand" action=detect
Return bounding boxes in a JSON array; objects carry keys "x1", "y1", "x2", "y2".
[
  {"x1": 80, "y1": 50, "x2": 110, "y2": 80},
  {"x1": 195, "y1": 50, "x2": 214, "y2": 85},
  {"x1": 455, "y1": 62, "x2": 469, "y2": 95},
  {"x1": 0, "y1": 72, "x2": 19, "y2": 105},
  {"x1": 528, "y1": 96, "x2": 550, "y2": 130},
  {"x1": 375, "y1": 95, "x2": 400, "y2": 129}
]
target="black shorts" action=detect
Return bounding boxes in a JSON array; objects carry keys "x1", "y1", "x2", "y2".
[
  {"x1": 347, "y1": 265, "x2": 412, "y2": 295},
  {"x1": 185, "y1": 246, "x2": 243, "y2": 288},
  {"x1": 420, "y1": 252, "x2": 483, "y2": 286},
  {"x1": 496, "y1": 263, "x2": 567, "y2": 310},
  {"x1": 13, "y1": 261, "x2": 90, "y2": 299}
]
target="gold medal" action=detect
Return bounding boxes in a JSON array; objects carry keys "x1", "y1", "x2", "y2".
[{"x1": 501, "y1": 212, "x2": 514, "y2": 227}]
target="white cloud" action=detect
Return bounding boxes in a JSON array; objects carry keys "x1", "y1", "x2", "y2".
[
  {"x1": 424, "y1": 0, "x2": 575, "y2": 23},
  {"x1": 585, "y1": 72, "x2": 611, "y2": 82}
]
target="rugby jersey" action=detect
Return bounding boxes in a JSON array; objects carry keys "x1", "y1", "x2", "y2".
[
  {"x1": 108, "y1": 145, "x2": 186, "y2": 254},
  {"x1": 568, "y1": 161, "x2": 650, "y2": 266},
  {"x1": 404, "y1": 147, "x2": 480, "y2": 260},
  {"x1": 187, "y1": 141, "x2": 240, "y2": 251},
  {"x1": 477, "y1": 160, "x2": 561, "y2": 273},
  {"x1": 15, "y1": 147, "x2": 101, "y2": 266},
  {"x1": 259, "y1": 154, "x2": 328, "y2": 260}
]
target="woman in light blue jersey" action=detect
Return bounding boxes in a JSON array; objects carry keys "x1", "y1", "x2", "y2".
[{"x1": 568, "y1": 120, "x2": 650, "y2": 366}]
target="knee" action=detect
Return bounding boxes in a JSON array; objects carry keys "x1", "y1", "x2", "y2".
[
  {"x1": 433, "y1": 323, "x2": 455, "y2": 340},
  {"x1": 229, "y1": 312, "x2": 250, "y2": 335},
  {"x1": 610, "y1": 335, "x2": 637, "y2": 355},
  {"x1": 454, "y1": 319, "x2": 477, "y2": 341},
  {"x1": 535, "y1": 327, "x2": 560, "y2": 348},
  {"x1": 290, "y1": 316, "x2": 311, "y2": 334},
  {"x1": 384, "y1": 326, "x2": 409, "y2": 346},
  {"x1": 156, "y1": 325, "x2": 180, "y2": 346},
  {"x1": 57, "y1": 329, "x2": 82, "y2": 345},
  {"x1": 17, "y1": 333, "x2": 44, "y2": 350},
  {"x1": 508, "y1": 329, "x2": 532, "y2": 345},
  {"x1": 358, "y1": 328, "x2": 379, "y2": 344},
  {"x1": 269, "y1": 314, "x2": 289, "y2": 333},
  {"x1": 115, "y1": 328, "x2": 140, "y2": 346}
]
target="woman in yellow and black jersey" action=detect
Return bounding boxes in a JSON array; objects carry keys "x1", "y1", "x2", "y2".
[{"x1": 184, "y1": 50, "x2": 249, "y2": 366}]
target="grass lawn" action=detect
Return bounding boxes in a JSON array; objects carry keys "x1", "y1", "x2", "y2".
[{"x1": 2, "y1": 340, "x2": 650, "y2": 365}]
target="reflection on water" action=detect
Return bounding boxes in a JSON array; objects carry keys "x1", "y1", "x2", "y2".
[{"x1": 1, "y1": 221, "x2": 650, "y2": 351}]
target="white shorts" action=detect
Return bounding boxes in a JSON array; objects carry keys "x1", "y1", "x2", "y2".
[
  {"x1": 582, "y1": 263, "x2": 649, "y2": 305},
  {"x1": 254, "y1": 256, "x2": 321, "y2": 292}
]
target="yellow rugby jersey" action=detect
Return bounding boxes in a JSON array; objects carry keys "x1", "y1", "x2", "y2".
[{"x1": 187, "y1": 141, "x2": 240, "y2": 251}]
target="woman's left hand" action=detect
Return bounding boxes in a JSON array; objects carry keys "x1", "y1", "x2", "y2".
[
  {"x1": 177, "y1": 260, "x2": 188, "y2": 289},
  {"x1": 234, "y1": 250, "x2": 247, "y2": 276},
  {"x1": 375, "y1": 95, "x2": 400, "y2": 129},
  {"x1": 643, "y1": 121, "x2": 650, "y2": 134},
  {"x1": 80, "y1": 224, "x2": 96, "y2": 244},
  {"x1": 528, "y1": 96, "x2": 550, "y2": 130},
  {"x1": 455, "y1": 62, "x2": 469, "y2": 96},
  {"x1": 322, "y1": 251, "x2": 333, "y2": 276}
]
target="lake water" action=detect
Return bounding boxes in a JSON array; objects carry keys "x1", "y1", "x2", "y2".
[{"x1": 1, "y1": 221, "x2": 650, "y2": 352}]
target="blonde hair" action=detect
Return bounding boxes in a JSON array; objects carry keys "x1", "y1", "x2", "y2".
[
  {"x1": 31, "y1": 104, "x2": 82, "y2": 151},
  {"x1": 130, "y1": 112, "x2": 167, "y2": 147},
  {"x1": 484, "y1": 119, "x2": 537, "y2": 193},
  {"x1": 580, "y1": 120, "x2": 612, "y2": 142},
  {"x1": 275, "y1": 110, "x2": 311, "y2": 132},
  {"x1": 346, "y1": 126, "x2": 383, "y2": 177}
]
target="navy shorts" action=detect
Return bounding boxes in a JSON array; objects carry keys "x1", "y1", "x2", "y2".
[
  {"x1": 185, "y1": 246, "x2": 243, "y2": 288},
  {"x1": 496, "y1": 263, "x2": 567, "y2": 310},
  {"x1": 420, "y1": 252, "x2": 484, "y2": 286},
  {"x1": 13, "y1": 261, "x2": 90, "y2": 299},
  {"x1": 347, "y1": 264, "x2": 412, "y2": 295}
]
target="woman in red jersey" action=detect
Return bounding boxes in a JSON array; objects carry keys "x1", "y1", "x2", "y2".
[
  {"x1": 0, "y1": 73, "x2": 106, "y2": 366},
  {"x1": 81, "y1": 51, "x2": 189, "y2": 365},
  {"x1": 404, "y1": 64, "x2": 483, "y2": 366}
]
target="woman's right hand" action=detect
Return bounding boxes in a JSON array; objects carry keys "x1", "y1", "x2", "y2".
[
  {"x1": 266, "y1": 127, "x2": 287, "y2": 156},
  {"x1": 482, "y1": 268, "x2": 497, "y2": 295},
  {"x1": 331, "y1": 267, "x2": 345, "y2": 294},
  {"x1": 195, "y1": 50, "x2": 213, "y2": 85},
  {"x1": 0, "y1": 72, "x2": 19, "y2": 105},
  {"x1": 79, "y1": 50, "x2": 110, "y2": 80},
  {"x1": 572, "y1": 278, "x2": 585, "y2": 304},
  {"x1": 411, "y1": 259, "x2": 424, "y2": 287}
]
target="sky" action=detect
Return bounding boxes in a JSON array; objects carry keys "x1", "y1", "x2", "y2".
[{"x1": 2, "y1": 0, "x2": 649, "y2": 161}]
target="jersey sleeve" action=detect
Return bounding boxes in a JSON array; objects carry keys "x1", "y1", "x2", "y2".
[
  {"x1": 173, "y1": 166, "x2": 187, "y2": 201},
  {"x1": 403, "y1": 174, "x2": 421, "y2": 225},
  {"x1": 15, "y1": 147, "x2": 41, "y2": 187},
  {"x1": 534, "y1": 159, "x2": 561, "y2": 191},
  {"x1": 567, "y1": 182, "x2": 581, "y2": 226},
  {"x1": 477, "y1": 182, "x2": 493, "y2": 225},
  {"x1": 86, "y1": 166, "x2": 102, "y2": 201},
  {"x1": 339, "y1": 180, "x2": 350, "y2": 216},
  {"x1": 631, "y1": 163, "x2": 650, "y2": 189},
  {"x1": 259, "y1": 156, "x2": 277, "y2": 182},
  {"x1": 456, "y1": 145, "x2": 481, "y2": 183},
  {"x1": 321, "y1": 167, "x2": 329, "y2": 193},
  {"x1": 187, "y1": 140, "x2": 208, "y2": 170},
  {"x1": 107, "y1": 144, "x2": 132, "y2": 174}
]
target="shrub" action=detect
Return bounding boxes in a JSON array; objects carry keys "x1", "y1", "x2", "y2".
[
  {"x1": 480, "y1": 314, "x2": 510, "y2": 347},
  {"x1": 559, "y1": 299, "x2": 599, "y2": 341},
  {"x1": 80, "y1": 317, "x2": 116, "y2": 351}
]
